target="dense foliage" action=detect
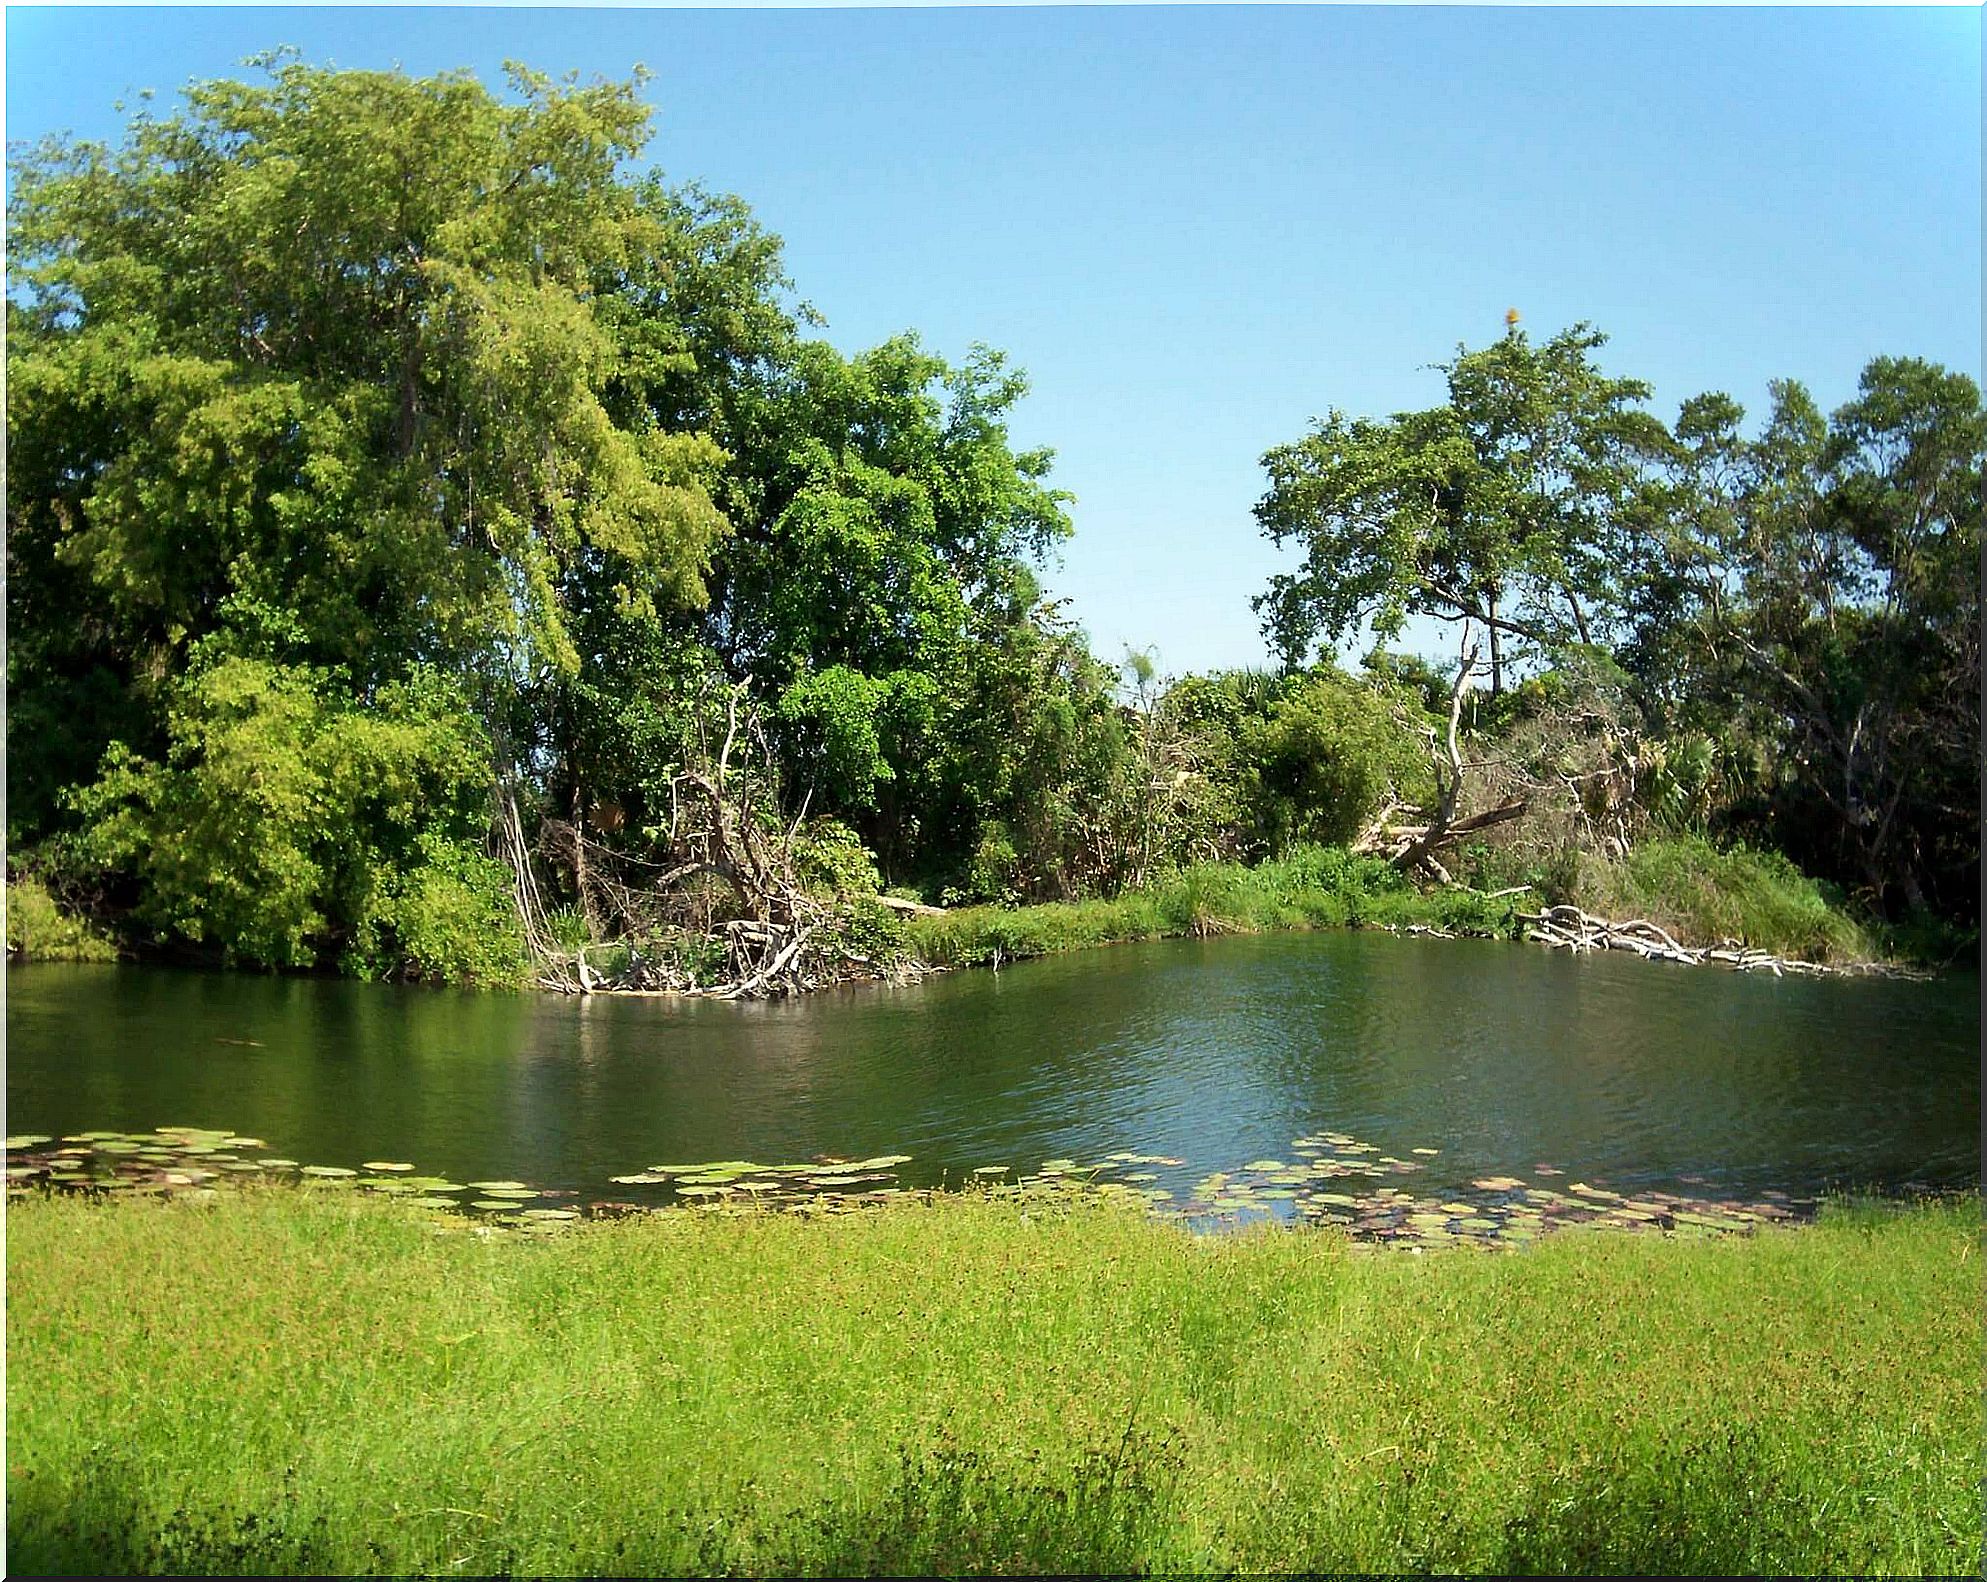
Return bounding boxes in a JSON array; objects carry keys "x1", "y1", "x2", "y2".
[
  {"x1": 7, "y1": 58, "x2": 1976, "y2": 979},
  {"x1": 1258, "y1": 324, "x2": 1982, "y2": 937}
]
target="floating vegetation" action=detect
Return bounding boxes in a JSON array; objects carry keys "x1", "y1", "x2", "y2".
[{"x1": 2, "y1": 1124, "x2": 1829, "y2": 1252}]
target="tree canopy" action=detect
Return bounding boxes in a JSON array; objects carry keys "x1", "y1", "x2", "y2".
[
  {"x1": 1254, "y1": 323, "x2": 1669, "y2": 691},
  {"x1": 7, "y1": 56, "x2": 1977, "y2": 980}
]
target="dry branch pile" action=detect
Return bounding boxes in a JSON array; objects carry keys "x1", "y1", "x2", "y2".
[
  {"x1": 497, "y1": 689, "x2": 931, "y2": 999},
  {"x1": 1518, "y1": 903, "x2": 1925, "y2": 980}
]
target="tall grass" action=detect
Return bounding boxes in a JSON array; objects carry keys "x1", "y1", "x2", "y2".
[
  {"x1": 908, "y1": 845, "x2": 1520, "y2": 969},
  {"x1": 907, "y1": 838, "x2": 1896, "y2": 975},
  {"x1": 1567, "y1": 837, "x2": 1879, "y2": 963},
  {"x1": 8, "y1": 1188, "x2": 1977, "y2": 1576}
]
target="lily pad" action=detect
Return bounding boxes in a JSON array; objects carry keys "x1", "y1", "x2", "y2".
[
  {"x1": 361, "y1": 1161, "x2": 416, "y2": 1173},
  {"x1": 5, "y1": 1135, "x2": 53, "y2": 1150},
  {"x1": 299, "y1": 1165, "x2": 357, "y2": 1178}
]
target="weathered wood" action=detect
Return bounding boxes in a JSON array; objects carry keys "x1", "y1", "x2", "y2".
[
  {"x1": 1516, "y1": 904, "x2": 1926, "y2": 980},
  {"x1": 874, "y1": 894, "x2": 947, "y2": 918}
]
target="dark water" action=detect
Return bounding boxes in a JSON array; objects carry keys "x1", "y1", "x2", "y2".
[{"x1": 5, "y1": 934, "x2": 1979, "y2": 1208}]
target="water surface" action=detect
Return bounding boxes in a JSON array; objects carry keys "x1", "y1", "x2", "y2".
[{"x1": 6, "y1": 933, "x2": 1977, "y2": 1211}]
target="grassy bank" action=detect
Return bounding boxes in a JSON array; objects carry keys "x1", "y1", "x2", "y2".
[
  {"x1": 906, "y1": 846, "x2": 1519, "y2": 969},
  {"x1": 906, "y1": 837, "x2": 1898, "y2": 973},
  {"x1": 1562, "y1": 836, "x2": 1883, "y2": 964},
  {"x1": 8, "y1": 1188, "x2": 1978, "y2": 1576},
  {"x1": 5, "y1": 836, "x2": 1926, "y2": 981}
]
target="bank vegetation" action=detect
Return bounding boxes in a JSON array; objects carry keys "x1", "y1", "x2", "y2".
[{"x1": 8, "y1": 56, "x2": 1978, "y2": 992}]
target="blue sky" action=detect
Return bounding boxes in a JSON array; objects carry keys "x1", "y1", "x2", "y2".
[{"x1": 7, "y1": 5, "x2": 1981, "y2": 677}]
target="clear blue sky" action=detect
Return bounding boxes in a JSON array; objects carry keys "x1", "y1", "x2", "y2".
[{"x1": 7, "y1": 5, "x2": 1981, "y2": 677}]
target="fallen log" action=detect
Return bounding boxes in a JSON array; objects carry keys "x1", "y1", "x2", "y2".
[
  {"x1": 874, "y1": 894, "x2": 947, "y2": 918},
  {"x1": 1516, "y1": 905, "x2": 1928, "y2": 980}
]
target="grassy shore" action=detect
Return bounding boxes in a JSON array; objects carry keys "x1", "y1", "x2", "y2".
[
  {"x1": 11, "y1": 835, "x2": 1933, "y2": 982},
  {"x1": 905, "y1": 838, "x2": 1896, "y2": 973},
  {"x1": 8, "y1": 1188, "x2": 1977, "y2": 1576},
  {"x1": 905, "y1": 846, "x2": 1522, "y2": 970}
]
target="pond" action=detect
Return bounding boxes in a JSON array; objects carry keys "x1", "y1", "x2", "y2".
[{"x1": 6, "y1": 933, "x2": 1978, "y2": 1240}]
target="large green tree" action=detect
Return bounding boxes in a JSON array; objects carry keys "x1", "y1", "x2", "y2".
[
  {"x1": 1254, "y1": 322, "x2": 1669, "y2": 692},
  {"x1": 8, "y1": 53, "x2": 1112, "y2": 959},
  {"x1": 7, "y1": 56, "x2": 731, "y2": 841},
  {"x1": 6, "y1": 56, "x2": 748, "y2": 967},
  {"x1": 1625, "y1": 359, "x2": 1984, "y2": 919}
]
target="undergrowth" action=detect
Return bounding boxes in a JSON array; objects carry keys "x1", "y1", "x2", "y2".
[{"x1": 4, "y1": 874, "x2": 119, "y2": 963}]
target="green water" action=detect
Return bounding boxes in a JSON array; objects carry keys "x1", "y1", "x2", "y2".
[{"x1": 5, "y1": 933, "x2": 1978, "y2": 1212}]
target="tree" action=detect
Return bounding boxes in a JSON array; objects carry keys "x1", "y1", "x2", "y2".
[
  {"x1": 683, "y1": 333, "x2": 1075, "y2": 884},
  {"x1": 1253, "y1": 322, "x2": 1669, "y2": 693},
  {"x1": 7, "y1": 54, "x2": 731, "y2": 843},
  {"x1": 1624, "y1": 358, "x2": 1984, "y2": 919}
]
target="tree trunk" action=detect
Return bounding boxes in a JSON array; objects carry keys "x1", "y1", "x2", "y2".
[{"x1": 1486, "y1": 588, "x2": 1504, "y2": 697}]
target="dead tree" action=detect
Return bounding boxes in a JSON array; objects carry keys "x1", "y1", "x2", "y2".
[
  {"x1": 502, "y1": 683, "x2": 916, "y2": 999},
  {"x1": 1354, "y1": 631, "x2": 1527, "y2": 882}
]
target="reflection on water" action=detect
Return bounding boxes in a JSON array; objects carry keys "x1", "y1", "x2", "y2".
[{"x1": 6, "y1": 933, "x2": 1978, "y2": 1208}]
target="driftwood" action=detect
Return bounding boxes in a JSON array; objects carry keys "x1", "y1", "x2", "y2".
[
  {"x1": 1518, "y1": 904, "x2": 1927, "y2": 980},
  {"x1": 875, "y1": 894, "x2": 948, "y2": 918}
]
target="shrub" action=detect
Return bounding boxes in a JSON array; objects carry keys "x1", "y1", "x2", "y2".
[
  {"x1": 66, "y1": 657, "x2": 507, "y2": 977},
  {"x1": 362, "y1": 835, "x2": 528, "y2": 987},
  {"x1": 793, "y1": 818, "x2": 884, "y2": 900},
  {"x1": 4, "y1": 875, "x2": 117, "y2": 962}
]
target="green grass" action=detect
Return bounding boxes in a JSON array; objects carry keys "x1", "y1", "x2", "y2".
[
  {"x1": 4, "y1": 874, "x2": 119, "y2": 962},
  {"x1": 908, "y1": 845, "x2": 1521, "y2": 969},
  {"x1": 1567, "y1": 837, "x2": 1881, "y2": 964},
  {"x1": 904, "y1": 837, "x2": 1902, "y2": 976},
  {"x1": 8, "y1": 1187, "x2": 1978, "y2": 1576}
]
